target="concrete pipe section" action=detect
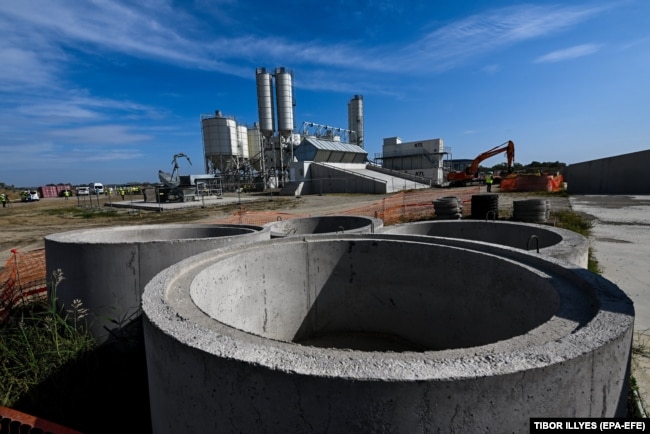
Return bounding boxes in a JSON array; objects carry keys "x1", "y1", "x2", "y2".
[
  {"x1": 45, "y1": 224, "x2": 269, "y2": 344},
  {"x1": 142, "y1": 234, "x2": 633, "y2": 433},
  {"x1": 379, "y1": 220, "x2": 589, "y2": 268},
  {"x1": 265, "y1": 215, "x2": 383, "y2": 238}
]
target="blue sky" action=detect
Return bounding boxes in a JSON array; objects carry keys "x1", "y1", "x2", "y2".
[{"x1": 1, "y1": 0, "x2": 649, "y2": 188}]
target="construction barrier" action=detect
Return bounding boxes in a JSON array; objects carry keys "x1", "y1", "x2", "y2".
[
  {"x1": 0, "y1": 248, "x2": 47, "y2": 324},
  {"x1": 500, "y1": 174, "x2": 564, "y2": 192},
  {"x1": 0, "y1": 187, "x2": 481, "y2": 324},
  {"x1": 210, "y1": 187, "x2": 481, "y2": 226}
]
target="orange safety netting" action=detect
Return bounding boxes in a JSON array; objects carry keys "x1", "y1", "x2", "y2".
[
  {"x1": 0, "y1": 248, "x2": 47, "y2": 324},
  {"x1": 207, "y1": 187, "x2": 481, "y2": 226},
  {"x1": 0, "y1": 188, "x2": 482, "y2": 324}
]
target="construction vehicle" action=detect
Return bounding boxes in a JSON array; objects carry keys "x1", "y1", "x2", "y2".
[
  {"x1": 447, "y1": 140, "x2": 515, "y2": 186},
  {"x1": 151, "y1": 153, "x2": 222, "y2": 203}
]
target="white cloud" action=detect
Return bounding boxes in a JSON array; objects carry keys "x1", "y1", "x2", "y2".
[
  {"x1": 50, "y1": 125, "x2": 151, "y2": 145},
  {"x1": 400, "y1": 4, "x2": 607, "y2": 73},
  {"x1": 0, "y1": 1, "x2": 610, "y2": 83},
  {"x1": 534, "y1": 44, "x2": 601, "y2": 63}
]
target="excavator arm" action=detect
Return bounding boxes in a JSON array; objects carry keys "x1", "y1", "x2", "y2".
[{"x1": 448, "y1": 140, "x2": 515, "y2": 185}]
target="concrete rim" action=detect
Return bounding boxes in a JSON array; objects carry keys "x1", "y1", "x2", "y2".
[
  {"x1": 264, "y1": 215, "x2": 383, "y2": 238},
  {"x1": 378, "y1": 220, "x2": 589, "y2": 267},
  {"x1": 44, "y1": 223, "x2": 268, "y2": 243},
  {"x1": 142, "y1": 233, "x2": 633, "y2": 382}
]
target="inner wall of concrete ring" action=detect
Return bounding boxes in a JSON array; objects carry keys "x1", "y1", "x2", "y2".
[
  {"x1": 142, "y1": 234, "x2": 633, "y2": 433},
  {"x1": 44, "y1": 224, "x2": 269, "y2": 344},
  {"x1": 379, "y1": 220, "x2": 589, "y2": 268},
  {"x1": 265, "y1": 215, "x2": 383, "y2": 238}
]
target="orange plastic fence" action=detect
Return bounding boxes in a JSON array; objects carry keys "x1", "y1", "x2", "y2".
[
  {"x1": 0, "y1": 188, "x2": 482, "y2": 324},
  {"x1": 0, "y1": 406, "x2": 83, "y2": 434},
  {"x1": 209, "y1": 187, "x2": 480, "y2": 226},
  {"x1": 0, "y1": 248, "x2": 47, "y2": 324}
]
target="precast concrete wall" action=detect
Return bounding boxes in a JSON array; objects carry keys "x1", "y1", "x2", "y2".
[
  {"x1": 565, "y1": 149, "x2": 650, "y2": 194},
  {"x1": 309, "y1": 163, "x2": 388, "y2": 194},
  {"x1": 379, "y1": 220, "x2": 589, "y2": 267},
  {"x1": 265, "y1": 215, "x2": 383, "y2": 238},
  {"x1": 45, "y1": 224, "x2": 269, "y2": 343},
  {"x1": 143, "y1": 234, "x2": 633, "y2": 433}
]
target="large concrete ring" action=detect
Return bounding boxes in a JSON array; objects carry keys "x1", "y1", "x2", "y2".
[
  {"x1": 142, "y1": 234, "x2": 633, "y2": 433},
  {"x1": 45, "y1": 224, "x2": 269, "y2": 343},
  {"x1": 265, "y1": 215, "x2": 383, "y2": 238},
  {"x1": 379, "y1": 220, "x2": 589, "y2": 267}
]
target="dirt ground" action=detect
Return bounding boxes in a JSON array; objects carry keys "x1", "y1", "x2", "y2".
[
  {"x1": 4, "y1": 187, "x2": 646, "y2": 417},
  {"x1": 0, "y1": 191, "x2": 390, "y2": 262},
  {"x1": 0, "y1": 187, "x2": 568, "y2": 264}
]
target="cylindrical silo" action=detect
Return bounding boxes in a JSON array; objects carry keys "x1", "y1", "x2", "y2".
[
  {"x1": 348, "y1": 94, "x2": 364, "y2": 147},
  {"x1": 237, "y1": 125, "x2": 249, "y2": 159},
  {"x1": 275, "y1": 67, "x2": 294, "y2": 138},
  {"x1": 201, "y1": 111, "x2": 238, "y2": 173},
  {"x1": 256, "y1": 68, "x2": 275, "y2": 138},
  {"x1": 247, "y1": 126, "x2": 263, "y2": 171}
]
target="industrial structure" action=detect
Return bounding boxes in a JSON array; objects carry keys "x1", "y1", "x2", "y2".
[
  {"x1": 379, "y1": 137, "x2": 446, "y2": 186},
  {"x1": 196, "y1": 67, "x2": 435, "y2": 195}
]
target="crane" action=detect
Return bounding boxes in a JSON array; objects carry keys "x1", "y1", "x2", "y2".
[
  {"x1": 447, "y1": 140, "x2": 515, "y2": 186},
  {"x1": 170, "y1": 153, "x2": 192, "y2": 182}
]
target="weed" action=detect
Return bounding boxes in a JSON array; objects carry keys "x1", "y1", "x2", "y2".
[
  {"x1": 551, "y1": 209, "x2": 594, "y2": 237},
  {"x1": 0, "y1": 270, "x2": 94, "y2": 408}
]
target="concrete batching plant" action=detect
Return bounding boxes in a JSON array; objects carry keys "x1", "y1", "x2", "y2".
[{"x1": 199, "y1": 67, "x2": 437, "y2": 194}]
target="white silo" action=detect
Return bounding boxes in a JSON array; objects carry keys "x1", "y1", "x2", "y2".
[
  {"x1": 237, "y1": 125, "x2": 249, "y2": 160},
  {"x1": 275, "y1": 67, "x2": 295, "y2": 138},
  {"x1": 201, "y1": 110, "x2": 238, "y2": 173},
  {"x1": 256, "y1": 68, "x2": 275, "y2": 138},
  {"x1": 348, "y1": 95, "x2": 364, "y2": 147},
  {"x1": 247, "y1": 126, "x2": 263, "y2": 171}
]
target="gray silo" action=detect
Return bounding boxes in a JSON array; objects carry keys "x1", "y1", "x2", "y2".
[
  {"x1": 256, "y1": 68, "x2": 275, "y2": 138},
  {"x1": 201, "y1": 110, "x2": 238, "y2": 174},
  {"x1": 247, "y1": 126, "x2": 264, "y2": 171},
  {"x1": 348, "y1": 94, "x2": 364, "y2": 147},
  {"x1": 237, "y1": 125, "x2": 249, "y2": 159},
  {"x1": 275, "y1": 67, "x2": 295, "y2": 138}
]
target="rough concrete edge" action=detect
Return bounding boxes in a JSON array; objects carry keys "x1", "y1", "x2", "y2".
[
  {"x1": 44, "y1": 223, "x2": 269, "y2": 243},
  {"x1": 377, "y1": 220, "x2": 589, "y2": 268},
  {"x1": 142, "y1": 233, "x2": 633, "y2": 382},
  {"x1": 263, "y1": 215, "x2": 384, "y2": 237}
]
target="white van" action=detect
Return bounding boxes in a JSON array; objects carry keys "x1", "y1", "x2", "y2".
[{"x1": 89, "y1": 182, "x2": 104, "y2": 194}]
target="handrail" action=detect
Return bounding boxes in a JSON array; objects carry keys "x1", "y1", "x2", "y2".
[{"x1": 527, "y1": 235, "x2": 540, "y2": 253}]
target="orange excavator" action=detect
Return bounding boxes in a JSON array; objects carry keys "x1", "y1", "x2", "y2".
[{"x1": 447, "y1": 140, "x2": 515, "y2": 186}]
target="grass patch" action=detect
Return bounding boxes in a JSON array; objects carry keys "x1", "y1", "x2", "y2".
[
  {"x1": 551, "y1": 209, "x2": 602, "y2": 274},
  {"x1": 0, "y1": 270, "x2": 152, "y2": 433},
  {"x1": 551, "y1": 209, "x2": 593, "y2": 237},
  {"x1": 0, "y1": 270, "x2": 94, "y2": 408}
]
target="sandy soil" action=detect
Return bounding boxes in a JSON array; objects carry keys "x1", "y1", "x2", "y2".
[
  {"x1": 0, "y1": 192, "x2": 387, "y2": 262},
  {"x1": 0, "y1": 187, "x2": 569, "y2": 263}
]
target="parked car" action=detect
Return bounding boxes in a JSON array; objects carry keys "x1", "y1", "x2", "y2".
[{"x1": 76, "y1": 186, "x2": 90, "y2": 196}]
